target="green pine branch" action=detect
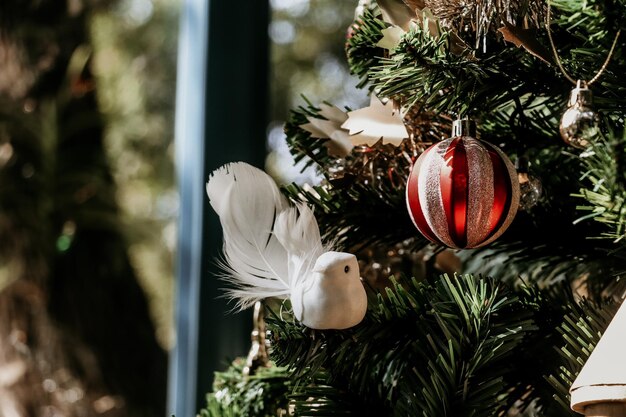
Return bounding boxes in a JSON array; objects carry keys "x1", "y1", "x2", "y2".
[
  {"x1": 290, "y1": 370, "x2": 385, "y2": 416},
  {"x1": 345, "y1": 7, "x2": 386, "y2": 89},
  {"x1": 346, "y1": 0, "x2": 626, "y2": 135},
  {"x1": 574, "y1": 128, "x2": 626, "y2": 241},
  {"x1": 267, "y1": 274, "x2": 549, "y2": 417},
  {"x1": 200, "y1": 282, "x2": 622, "y2": 417},
  {"x1": 199, "y1": 359, "x2": 291, "y2": 417},
  {"x1": 284, "y1": 100, "x2": 334, "y2": 170},
  {"x1": 360, "y1": 15, "x2": 565, "y2": 126},
  {"x1": 541, "y1": 298, "x2": 617, "y2": 417},
  {"x1": 264, "y1": 273, "x2": 623, "y2": 417},
  {"x1": 282, "y1": 180, "x2": 427, "y2": 252}
]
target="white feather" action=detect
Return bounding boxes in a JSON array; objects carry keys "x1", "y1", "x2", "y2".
[
  {"x1": 274, "y1": 203, "x2": 325, "y2": 291},
  {"x1": 206, "y1": 162, "x2": 291, "y2": 309},
  {"x1": 274, "y1": 203, "x2": 324, "y2": 256}
]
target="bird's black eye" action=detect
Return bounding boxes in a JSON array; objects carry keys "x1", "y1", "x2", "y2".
[{"x1": 344, "y1": 265, "x2": 350, "y2": 273}]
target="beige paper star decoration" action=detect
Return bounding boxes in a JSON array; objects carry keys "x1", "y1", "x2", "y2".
[
  {"x1": 341, "y1": 95, "x2": 409, "y2": 147},
  {"x1": 300, "y1": 104, "x2": 353, "y2": 157},
  {"x1": 376, "y1": 9, "x2": 441, "y2": 51},
  {"x1": 376, "y1": 25, "x2": 406, "y2": 50}
]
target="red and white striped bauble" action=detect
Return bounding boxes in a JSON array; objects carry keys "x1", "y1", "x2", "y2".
[{"x1": 406, "y1": 133, "x2": 519, "y2": 249}]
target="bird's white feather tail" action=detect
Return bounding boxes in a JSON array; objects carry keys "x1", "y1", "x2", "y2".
[
  {"x1": 274, "y1": 203, "x2": 323, "y2": 255},
  {"x1": 206, "y1": 162, "x2": 291, "y2": 309},
  {"x1": 274, "y1": 203, "x2": 325, "y2": 290}
]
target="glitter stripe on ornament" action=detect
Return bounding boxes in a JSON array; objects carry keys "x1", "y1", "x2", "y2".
[
  {"x1": 465, "y1": 138, "x2": 494, "y2": 248},
  {"x1": 478, "y1": 142, "x2": 520, "y2": 247},
  {"x1": 421, "y1": 141, "x2": 456, "y2": 247},
  {"x1": 406, "y1": 146, "x2": 440, "y2": 243}
]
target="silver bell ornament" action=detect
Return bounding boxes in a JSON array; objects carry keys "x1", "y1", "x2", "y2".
[{"x1": 559, "y1": 80, "x2": 599, "y2": 149}]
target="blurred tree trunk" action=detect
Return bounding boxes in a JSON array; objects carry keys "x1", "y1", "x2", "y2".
[{"x1": 0, "y1": 1, "x2": 167, "y2": 416}]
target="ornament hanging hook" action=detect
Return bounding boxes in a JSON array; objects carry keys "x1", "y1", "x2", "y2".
[{"x1": 546, "y1": 0, "x2": 621, "y2": 86}]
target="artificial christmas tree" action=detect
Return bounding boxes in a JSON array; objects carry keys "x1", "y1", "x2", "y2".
[{"x1": 200, "y1": 0, "x2": 626, "y2": 415}]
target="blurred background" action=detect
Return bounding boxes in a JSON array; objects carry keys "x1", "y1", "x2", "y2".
[
  {"x1": 267, "y1": 0, "x2": 367, "y2": 184},
  {"x1": 0, "y1": 0, "x2": 364, "y2": 415}
]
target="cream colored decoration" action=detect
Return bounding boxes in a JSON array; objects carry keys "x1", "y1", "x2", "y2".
[
  {"x1": 375, "y1": 9, "x2": 440, "y2": 52},
  {"x1": 571, "y1": 299, "x2": 626, "y2": 417},
  {"x1": 376, "y1": 0, "x2": 415, "y2": 30},
  {"x1": 341, "y1": 95, "x2": 409, "y2": 147},
  {"x1": 420, "y1": 8, "x2": 440, "y2": 38},
  {"x1": 300, "y1": 104, "x2": 352, "y2": 157},
  {"x1": 376, "y1": 25, "x2": 406, "y2": 50}
]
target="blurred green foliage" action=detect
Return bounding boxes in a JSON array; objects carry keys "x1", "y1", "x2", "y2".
[
  {"x1": 91, "y1": 0, "x2": 180, "y2": 348},
  {"x1": 270, "y1": 0, "x2": 362, "y2": 116},
  {"x1": 268, "y1": 0, "x2": 367, "y2": 183}
]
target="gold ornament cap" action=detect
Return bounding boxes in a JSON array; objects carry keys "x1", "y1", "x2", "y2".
[
  {"x1": 452, "y1": 118, "x2": 477, "y2": 138},
  {"x1": 568, "y1": 80, "x2": 593, "y2": 107},
  {"x1": 243, "y1": 301, "x2": 270, "y2": 377}
]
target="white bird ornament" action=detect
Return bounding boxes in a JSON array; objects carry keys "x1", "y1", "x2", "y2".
[{"x1": 206, "y1": 162, "x2": 367, "y2": 330}]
